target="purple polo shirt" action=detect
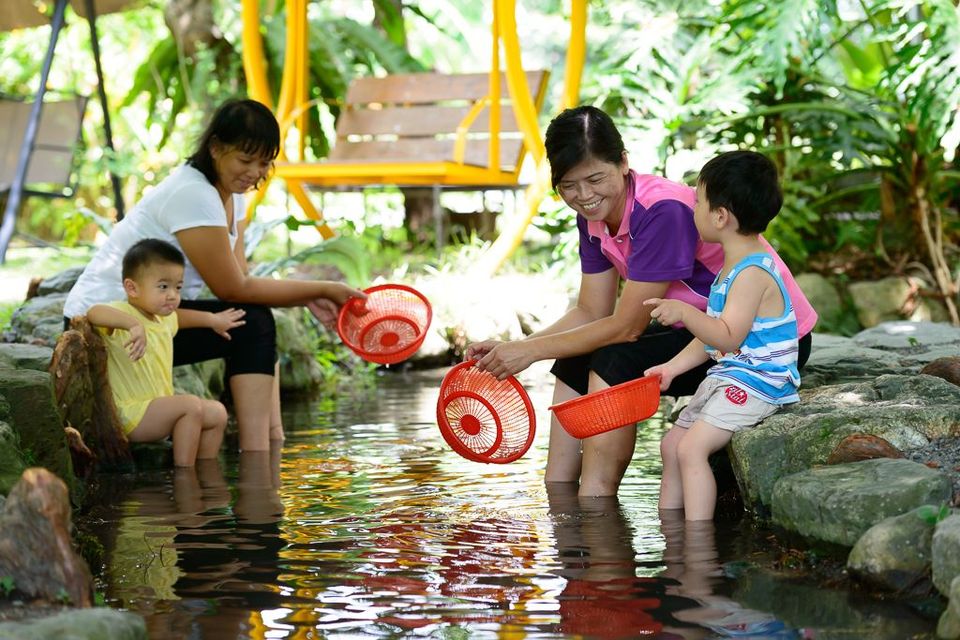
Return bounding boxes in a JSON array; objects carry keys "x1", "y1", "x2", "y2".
[{"x1": 578, "y1": 171, "x2": 818, "y2": 335}]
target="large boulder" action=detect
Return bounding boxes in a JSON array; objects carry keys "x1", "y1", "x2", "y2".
[
  {"x1": 846, "y1": 506, "x2": 943, "y2": 592},
  {"x1": 729, "y1": 374, "x2": 960, "y2": 514},
  {"x1": 0, "y1": 469, "x2": 92, "y2": 606},
  {"x1": 770, "y1": 458, "x2": 952, "y2": 546},
  {"x1": 273, "y1": 307, "x2": 324, "y2": 392},
  {"x1": 795, "y1": 272, "x2": 857, "y2": 335},
  {"x1": 0, "y1": 421, "x2": 26, "y2": 495},
  {"x1": 0, "y1": 362, "x2": 75, "y2": 497},
  {"x1": 5, "y1": 293, "x2": 66, "y2": 346},
  {"x1": 933, "y1": 515, "x2": 960, "y2": 596},
  {"x1": 848, "y1": 276, "x2": 951, "y2": 328},
  {"x1": 0, "y1": 608, "x2": 146, "y2": 640}
]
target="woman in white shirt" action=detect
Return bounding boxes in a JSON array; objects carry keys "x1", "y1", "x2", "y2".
[{"x1": 64, "y1": 99, "x2": 364, "y2": 452}]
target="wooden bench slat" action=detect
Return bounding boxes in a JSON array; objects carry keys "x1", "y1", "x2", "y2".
[
  {"x1": 345, "y1": 71, "x2": 547, "y2": 105},
  {"x1": 336, "y1": 105, "x2": 520, "y2": 137},
  {"x1": 328, "y1": 138, "x2": 525, "y2": 169}
]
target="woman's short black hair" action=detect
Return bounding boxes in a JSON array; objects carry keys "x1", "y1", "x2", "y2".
[
  {"x1": 544, "y1": 105, "x2": 625, "y2": 189},
  {"x1": 187, "y1": 99, "x2": 280, "y2": 186},
  {"x1": 698, "y1": 150, "x2": 783, "y2": 234}
]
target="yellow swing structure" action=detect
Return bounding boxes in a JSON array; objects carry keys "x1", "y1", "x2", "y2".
[{"x1": 239, "y1": 0, "x2": 587, "y2": 275}]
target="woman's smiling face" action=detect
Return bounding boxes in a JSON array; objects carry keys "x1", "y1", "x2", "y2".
[
  {"x1": 211, "y1": 143, "x2": 273, "y2": 194},
  {"x1": 555, "y1": 154, "x2": 630, "y2": 225}
]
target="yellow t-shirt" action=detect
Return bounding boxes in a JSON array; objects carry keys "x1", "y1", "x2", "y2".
[{"x1": 98, "y1": 301, "x2": 179, "y2": 434}]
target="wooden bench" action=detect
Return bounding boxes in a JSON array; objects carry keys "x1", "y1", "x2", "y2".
[
  {"x1": 273, "y1": 70, "x2": 549, "y2": 189},
  {"x1": 271, "y1": 70, "x2": 549, "y2": 246}
]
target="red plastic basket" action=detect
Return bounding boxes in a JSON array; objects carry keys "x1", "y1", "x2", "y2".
[
  {"x1": 549, "y1": 374, "x2": 661, "y2": 439},
  {"x1": 337, "y1": 284, "x2": 432, "y2": 365},
  {"x1": 436, "y1": 360, "x2": 536, "y2": 464}
]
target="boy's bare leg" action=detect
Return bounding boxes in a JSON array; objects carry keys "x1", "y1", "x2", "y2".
[
  {"x1": 675, "y1": 420, "x2": 734, "y2": 521},
  {"x1": 197, "y1": 399, "x2": 228, "y2": 459},
  {"x1": 579, "y1": 372, "x2": 636, "y2": 497},
  {"x1": 545, "y1": 380, "x2": 583, "y2": 484},
  {"x1": 659, "y1": 426, "x2": 687, "y2": 510},
  {"x1": 270, "y1": 362, "x2": 284, "y2": 442},
  {"x1": 131, "y1": 395, "x2": 204, "y2": 467},
  {"x1": 229, "y1": 373, "x2": 274, "y2": 452}
]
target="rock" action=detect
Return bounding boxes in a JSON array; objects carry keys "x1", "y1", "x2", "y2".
[
  {"x1": 33, "y1": 266, "x2": 83, "y2": 297},
  {"x1": 0, "y1": 344, "x2": 53, "y2": 373},
  {"x1": 6, "y1": 294, "x2": 66, "y2": 346},
  {"x1": 770, "y1": 458, "x2": 952, "y2": 546},
  {"x1": 933, "y1": 514, "x2": 960, "y2": 596},
  {"x1": 0, "y1": 607, "x2": 146, "y2": 639},
  {"x1": 0, "y1": 367, "x2": 76, "y2": 498},
  {"x1": 0, "y1": 422, "x2": 26, "y2": 496},
  {"x1": 273, "y1": 307, "x2": 324, "y2": 392},
  {"x1": 795, "y1": 273, "x2": 856, "y2": 334},
  {"x1": 729, "y1": 374, "x2": 960, "y2": 515},
  {"x1": 847, "y1": 506, "x2": 939, "y2": 593},
  {"x1": 827, "y1": 434, "x2": 903, "y2": 465},
  {"x1": 800, "y1": 343, "x2": 904, "y2": 387},
  {"x1": 0, "y1": 469, "x2": 92, "y2": 606},
  {"x1": 939, "y1": 575, "x2": 960, "y2": 640},
  {"x1": 848, "y1": 277, "x2": 951, "y2": 328},
  {"x1": 854, "y1": 320, "x2": 960, "y2": 353},
  {"x1": 923, "y1": 357, "x2": 960, "y2": 388}
]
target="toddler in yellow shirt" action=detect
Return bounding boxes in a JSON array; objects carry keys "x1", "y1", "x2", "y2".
[{"x1": 87, "y1": 238, "x2": 246, "y2": 467}]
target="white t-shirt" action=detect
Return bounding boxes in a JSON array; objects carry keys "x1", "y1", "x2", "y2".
[{"x1": 64, "y1": 165, "x2": 243, "y2": 317}]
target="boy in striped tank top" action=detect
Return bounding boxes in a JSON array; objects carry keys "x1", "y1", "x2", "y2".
[{"x1": 643, "y1": 151, "x2": 800, "y2": 521}]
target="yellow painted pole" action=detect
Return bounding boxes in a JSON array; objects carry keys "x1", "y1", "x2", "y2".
[
  {"x1": 488, "y1": 1, "x2": 501, "y2": 172},
  {"x1": 295, "y1": 0, "x2": 308, "y2": 161},
  {"x1": 240, "y1": 0, "x2": 273, "y2": 109},
  {"x1": 478, "y1": 0, "x2": 587, "y2": 276},
  {"x1": 495, "y1": 0, "x2": 543, "y2": 165},
  {"x1": 563, "y1": 0, "x2": 587, "y2": 110}
]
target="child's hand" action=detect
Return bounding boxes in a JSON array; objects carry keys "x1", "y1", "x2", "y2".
[
  {"x1": 644, "y1": 298, "x2": 690, "y2": 326},
  {"x1": 124, "y1": 323, "x2": 147, "y2": 361},
  {"x1": 644, "y1": 363, "x2": 675, "y2": 391},
  {"x1": 210, "y1": 308, "x2": 246, "y2": 339}
]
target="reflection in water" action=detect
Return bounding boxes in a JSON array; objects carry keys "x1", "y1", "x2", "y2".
[
  {"x1": 79, "y1": 365, "x2": 938, "y2": 639},
  {"x1": 547, "y1": 484, "x2": 697, "y2": 639}
]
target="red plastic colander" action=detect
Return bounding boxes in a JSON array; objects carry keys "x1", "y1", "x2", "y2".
[
  {"x1": 549, "y1": 374, "x2": 661, "y2": 439},
  {"x1": 337, "y1": 284, "x2": 432, "y2": 365},
  {"x1": 436, "y1": 360, "x2": 535, "y2": 464}
]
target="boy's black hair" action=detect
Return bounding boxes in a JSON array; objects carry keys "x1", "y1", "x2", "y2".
[
  {"x1": 187, "y1": 98, "x2": 280, "y2": 186},
  {"x1": 698, "y1": 150, "x2": 783, "y2": 234},
  {"x1": 544, "y1": 105, "x2": 625, "y2": 189},
  {"x1": 122, "y1": 239, "x2": 185, "y2": 281}
]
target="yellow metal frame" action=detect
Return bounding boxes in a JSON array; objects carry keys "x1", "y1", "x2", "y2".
[{"x1": 240, "y1": 0, "x2": 588, "y2": 269}]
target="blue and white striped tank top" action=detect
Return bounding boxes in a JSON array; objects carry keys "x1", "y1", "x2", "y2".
[{"x1": 704, "y1": 253, "x2": 800, "y2": 405}]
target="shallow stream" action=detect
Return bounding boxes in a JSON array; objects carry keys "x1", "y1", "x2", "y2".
[{"x1": 79, "y1": 363, "x2": 938, "y2": 639}]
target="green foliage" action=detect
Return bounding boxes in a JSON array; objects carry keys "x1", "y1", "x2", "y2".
[
  {"x1": 916, "y1": 503, "x2": 951, "y2": 526},
  {"x1": 248, "y1": 233, "x2": 372, "y2": 289},
  {"x1": 0, "y1": 576, "x2": 14, "y2": 597}
]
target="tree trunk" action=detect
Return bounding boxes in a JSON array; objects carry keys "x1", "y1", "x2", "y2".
[{"x1": 163, "y1": 0, "x2": 222, "y2": 58}]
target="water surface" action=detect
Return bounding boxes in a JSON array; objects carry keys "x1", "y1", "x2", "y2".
[{"x1": 81, "y1": 363, "x2": 938, "y2": 639}]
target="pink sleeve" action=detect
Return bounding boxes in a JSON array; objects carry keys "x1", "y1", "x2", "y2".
[{"x1": 760, "y1": 236, "x2": 818, "y2": 336}]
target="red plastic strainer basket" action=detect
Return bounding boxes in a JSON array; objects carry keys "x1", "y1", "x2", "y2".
[
  {"x1": 436, "y1": 360, "x2": 535, "y2": 464},
  {"x1": 549, "y1": 374, "x2": 661, "y2": 439},
  {"x1": 337, "y1": 284, "x2": 432, "y2": 365}
]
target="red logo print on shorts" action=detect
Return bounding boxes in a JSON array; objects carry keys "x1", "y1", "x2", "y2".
[{"x1": 725, "y1": 386, "x2": 748, "y2": 405}]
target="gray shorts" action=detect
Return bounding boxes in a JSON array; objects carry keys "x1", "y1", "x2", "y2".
[{"x1": 675, "y1": 377, "x2": 780, "y2": 432}]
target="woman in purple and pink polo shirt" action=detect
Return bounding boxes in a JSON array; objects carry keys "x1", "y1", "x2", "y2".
[{"x1": 467, "y1": 106, "x2": 817, "y2": 497}]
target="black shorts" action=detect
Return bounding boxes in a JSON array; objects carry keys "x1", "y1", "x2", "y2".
[
  {"x1": 551, "y1": 324, "x2": 813, "y2": 397},
  {"x1": 173, "y1": 300, "x2": 277, "y2": 378}
]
